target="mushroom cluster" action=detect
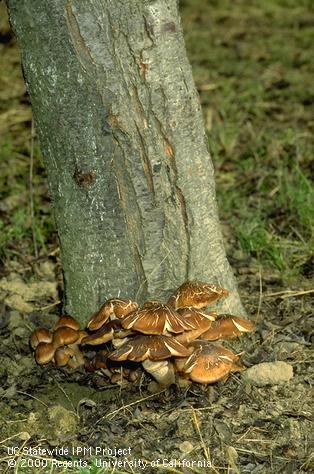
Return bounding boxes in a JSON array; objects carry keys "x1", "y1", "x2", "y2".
[
  {"x1": 30, "y1": 281, "x2": 255, "y2": 387},
  {"x1": 30, "y1": 315, "x2": 87, "y2": 369}
]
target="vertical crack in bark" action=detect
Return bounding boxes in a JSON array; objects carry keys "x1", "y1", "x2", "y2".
[
  {"x1": 134, "y1": 121, "x2": 155, "y2": 202},
  {"x1": 151, "y1": 113, "x2": 190, "y2": 280},
  {"x1": 111, "y1": 139, "x2": 148, "y2": 300},
  {"x1": 65, "y1": 1, "x2": 96, "y2": 73},
  {"x1": 130, "y1": 85, "x2": 156, "y2": 202},
  {"x1": 167, "y1": 150, "x2": 190, "y2": 280}
]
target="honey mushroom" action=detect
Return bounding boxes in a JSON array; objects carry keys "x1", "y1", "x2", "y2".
[
  {"x1": 81, "y1": 320, "x2": 134, "y2": 346},
  {"x1": 30, "y1": 328, "x2": 53, "y2": 350},
  {"x1": 35, "y1": 342, "x2": 55, "y2": 365},
  {"x1": 108, "y1": 302, "x2": 194, "y2": 385},
  {"x1": 175, "y1": 341, "x2": 244, "y2": 384},
  {"x1": 174, "y1": 307, "x2": 217, "y2": 344},
  {"x1": 109, "y1": 334, "x2": 190, "y2": 386},
  {"x1": 30, "y1": 280, "x2": 256, "y2": 387},
  {"x1": 201, "y1": 314, "x2": 256, "y2": 341},
  {"x1": 120, "y1": 301, "x2": 194, "y2": 335},
  {"x1": 32, "y1": 315, "x2": 86, "y2": 368},
  {"x1": 86, "y1": 298, "x2": 138, "y2": 331},
  {"x1": 54, "y1": 315, "x2": 80, "y2": 331},
  {"x1": 167, "y1": 280, "x2": 229, "y2": 309}
]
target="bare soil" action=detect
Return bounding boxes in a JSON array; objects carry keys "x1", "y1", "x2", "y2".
[{"x1": 0, "y1": 259, "x2": 312, "y2": 473}]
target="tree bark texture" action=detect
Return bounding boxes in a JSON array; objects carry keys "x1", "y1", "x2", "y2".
[{"x1": 6, "y1": 0, "x2": 244, "y2": 323}]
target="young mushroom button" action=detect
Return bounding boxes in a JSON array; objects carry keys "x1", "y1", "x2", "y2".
[
  {"x1": 52, "y1": 326, "x2": 80, "y2": 349},
  {"x1": 35, "y1": 342, "x2": 55, "y2": 365},
  {"x1": 30, "y1": 328, "x2": 53, "y2": 350}
]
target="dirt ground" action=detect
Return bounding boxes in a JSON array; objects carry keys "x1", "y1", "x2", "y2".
[
  {"x1": 0, "y1": 1, "x2": 313, "y2": 473},
  {"x1": 1, "y1": 260, "x2": 313, "y2": 474}
]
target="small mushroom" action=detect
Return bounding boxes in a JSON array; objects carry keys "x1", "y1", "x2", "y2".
[
  {"x1": 30, "y1": 328, "x2": 53, "y2": 350},
  {"x1": 52, "y1": 326, "x2": 80, "y2": 349},
  {"x1": 167, "y1": 280, "x2": 229, "y2": 309},
  {"x1": 35, "y1": 342, "x2": 55, "y2": 365},
  {"x1": 54, "y1": 315, "x2": 80, "y2": 331},
  {"x1": 84, "y1": 350, "x2": 112, "y2": 377},
  {"x1": 175, "y1": 341, "x2": 242, "y2": 384},
  {"x1": 202, "y1": 315, "x2": 255, "y2": 341},
  {"x1": 54, "y1": 347, "x2": 71, "y2": 367},
  {"x1": 54, "y1": 345, "x2": 85, "y2": 369},
  {"x1": 110, "y1": 371, "x2": 128, "y2": 386},
  {"x1": 87, "y1": 298, "x2": 138, "y2": 331},
  {"x1": 121, "y1": 302, "x2": 193, "y2": 335},
  {"x1": 66, "y1": 346, "x2": 85, "y2": 369}
]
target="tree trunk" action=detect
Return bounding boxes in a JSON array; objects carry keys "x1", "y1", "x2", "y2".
[{"x1": 6, "y1": 0, "x2": 244, "y2": 323}]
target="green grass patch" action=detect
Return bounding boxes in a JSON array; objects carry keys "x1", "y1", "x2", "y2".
[{"x1": 182, "y1": 0, "x2": 314, "y2": 277}]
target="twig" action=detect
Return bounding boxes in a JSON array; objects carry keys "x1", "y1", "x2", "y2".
[
  {"x1": 0, "y1": 433, "x2": 29, "y2": 445},
  {"x1": 264, "y1": 289, "x2": 314, "y2": 298},
  {"x1": 37, "y1": 300, "x2": 61, "y2": 311},
  {"x1": 17, "y1": 391, "x2": 48, "y2": 408},
  {"x1": 256, "y1": 266, "x2": 263, "y2": 321},
  {"x1": 191, "y1": 407, "x2": 221, "y2": 474},
  {"x1": 96, "y1": 389, "x2": 166, "y2": 423},
  {"x1": 54, "y1": 381, "x2": 77, "y2": 416}
]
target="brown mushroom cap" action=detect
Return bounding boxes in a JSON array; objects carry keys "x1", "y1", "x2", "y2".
[
  {"x1": 87, "y1": 298, "x2": 138, "y2": 331},
  {"x1": 202, "y1": 315, "x2": 256, "y2": 341},
  {"x1": 174, "y1": 308, "x2": 216, "y2": 344},
  {"x1": 54, "y1": 345, "x2": 85, "y2": 369},
  {"x1": 81, "y1": 320, "x2": 133, "y2": 346},
  {"x1": 121, "y1": 302, "x2": 194, "y2": 335},
  {"x1": 112, "y1": 299, "x2": 139, "y2": 319},
  {"x1": 35, "y1": 342, "x2": 55, "y2": 365},
  {"x1": 175, "y1": 341, "x2": 241, "y2": 384},
  {"x1": 54, "y1": 347, "x2": 71, "y2": 367},
  {"x1": 52, "y1": 326, "x2": 80, "y2": 348},
  {"x1": 30, "y1": 328, "x2": 53, "y2": 350},
  {"x1": 167, "y1": 280, "x2": 229, "y2": 309},
  {"x1": 109, "y1": 334, "x2": 190, "y2": 362},
  {"x1": 55, "y1": 315, "x2": 80, "y2": 331},
  {"x1": 177, "y1": 307, "x2": 216, "y2": 326}
]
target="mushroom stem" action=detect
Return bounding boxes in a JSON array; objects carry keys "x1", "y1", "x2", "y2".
[{"x1": 142, "y1": 360, "x2": 175, "y2": 387}]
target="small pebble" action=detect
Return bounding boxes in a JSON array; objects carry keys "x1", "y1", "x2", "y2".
[
  {"x1": 242, "y1": 361, "x2": 293, "y2": 386},
  {"x1": 179, "y1": 441, "x2": 194, "y2": 454},
  {"x1": 48, "y1": 405, "x2": 78, "y2": 437}
]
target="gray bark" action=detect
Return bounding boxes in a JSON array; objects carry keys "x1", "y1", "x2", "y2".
[{"x1": 6, "y1": 0, "x2": 244, "y2": 323}]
